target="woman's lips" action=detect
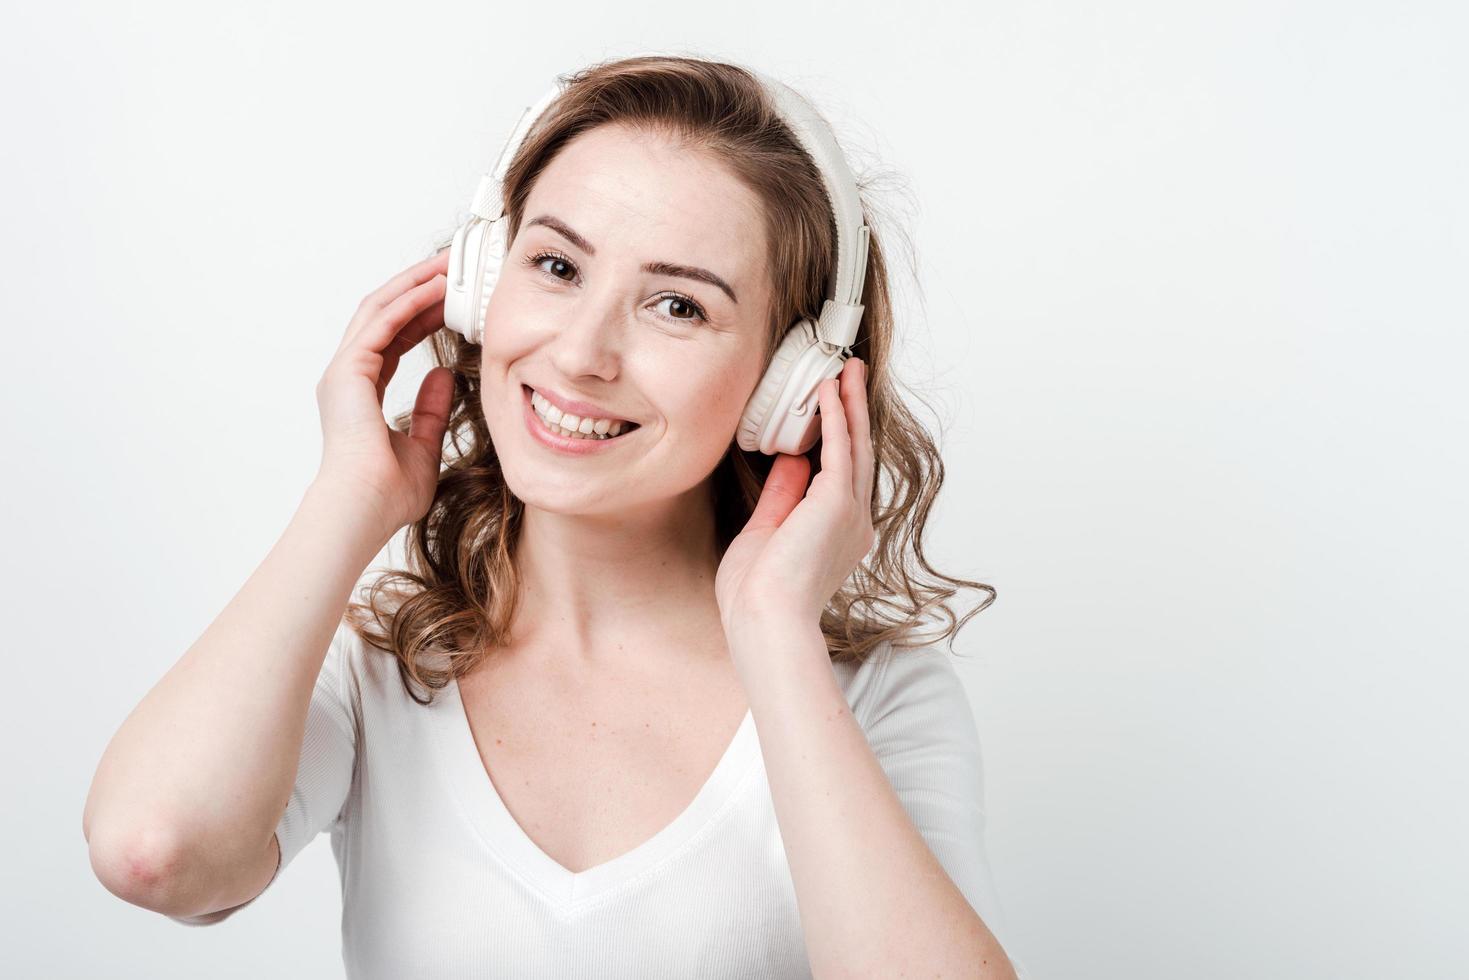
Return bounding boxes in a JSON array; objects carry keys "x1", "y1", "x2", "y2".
[
  {"x1": 524, "y1": 384, "x2": 636, "y2": 426},
  {"x1": 522, "y1": 384, "x2": 640, "y2": 454}
]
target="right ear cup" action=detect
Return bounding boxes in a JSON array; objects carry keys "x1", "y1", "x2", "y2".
[
  {"x1": 737, "y1": 317, "x2": 849, "y2": 456},
  {"x1": 737, "y1": 325, "x2": 803, "y2": 453},
  {"x1": 443, "y1": 215, "x2": 508, "y2": 345}
]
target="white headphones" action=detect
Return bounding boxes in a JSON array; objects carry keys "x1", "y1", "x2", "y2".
[{"x1": 443, "y1": 68, "x2": 871, "y2": 456}]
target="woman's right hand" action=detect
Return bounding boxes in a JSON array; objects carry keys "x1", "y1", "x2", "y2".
[{"x1": 312, "y1": 248, "x2": 457, "y2": 541}]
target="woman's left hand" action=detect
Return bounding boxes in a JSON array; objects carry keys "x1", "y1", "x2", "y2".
[{"x1": 715, "y1": 356, "x2": 876, "y2": 637}]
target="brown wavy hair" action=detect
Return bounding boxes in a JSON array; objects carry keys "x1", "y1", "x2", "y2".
[{"x1": 344, "y1": 54, "x2": 996, "y2": 705}]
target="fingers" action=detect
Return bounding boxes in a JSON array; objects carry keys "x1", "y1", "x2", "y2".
[
  {"x1": 338, "y1": 250, "x2": 451, "y2": 352},
  {"x1": 376, "y1": 296, "x2": 449, "y2": 404},
  {"x1": 346, "y1": 272, "x2": 449, "y2": 361},
  {"x1": 408, "y1": 366, "x2": 455, "y2": 453},
  {"x1": 816, "y1": 363, "x2": 853, "y2": 493},
  {"x1": 336, "y1": 274, "x2": 447, "y2": 406},
  {"x1": 841, "y1": 357, "x2": 873, "y2": 505},
  {"x1": 359, "y1": 249, "x2": 450, "y2": 321},
  {"x1": 745, "y1": 453, "x2": 811, "y2": 533}
]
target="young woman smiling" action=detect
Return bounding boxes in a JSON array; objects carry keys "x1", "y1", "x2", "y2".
[{"x1": 83, "y1": 55, "x2": 1020, "y2": 979}]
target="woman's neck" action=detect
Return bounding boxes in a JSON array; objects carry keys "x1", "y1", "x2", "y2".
[{"x1": 507, "y1": 493, "x2": 727, "y2": 669}]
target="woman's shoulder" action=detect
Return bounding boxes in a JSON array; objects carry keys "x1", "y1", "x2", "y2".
[
  {"x1": 832, "y1": 631, "x2": 973, "y2": 733},
  {"x1": 327, "y1": 608, "x2": 467, "y2": 723},
  {"x1": 319, "y1": 615, "x2": 406, "y2": 715}
]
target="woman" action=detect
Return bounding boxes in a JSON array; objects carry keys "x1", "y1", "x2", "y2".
[{"x1": 83, "y1": 55, "x2": 1020, "y2": 978}]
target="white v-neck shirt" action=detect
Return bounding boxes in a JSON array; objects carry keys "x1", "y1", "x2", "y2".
[{"x1": 245, "y1": 618, "x2": 1027, "y2": 979}]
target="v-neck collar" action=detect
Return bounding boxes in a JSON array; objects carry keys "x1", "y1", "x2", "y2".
[{"x1": 429, "y1": 672, "x2": 761, "y2": 917}]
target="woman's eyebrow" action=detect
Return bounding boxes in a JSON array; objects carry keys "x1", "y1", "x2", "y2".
[{"x1": 524, "y1": 213, "x2": 739, "y2": 305}]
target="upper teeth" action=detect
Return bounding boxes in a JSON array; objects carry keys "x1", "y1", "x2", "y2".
[{"x1": 531, "y1": 389, "x2": 634, "y2": 437}]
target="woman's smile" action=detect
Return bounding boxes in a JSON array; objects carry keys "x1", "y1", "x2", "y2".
[{"x1": 521, "y1": 383, "x2": 643, "y2": 455}]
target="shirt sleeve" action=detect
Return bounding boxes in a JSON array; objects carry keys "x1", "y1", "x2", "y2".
[
  {"x1": 264, "y1": 618, "x2": 361, "y2": 889},
  {"x1": 856, "y1": 640, "x2": 1028, "y2": 977}
]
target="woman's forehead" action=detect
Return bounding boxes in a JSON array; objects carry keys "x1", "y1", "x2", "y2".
[{"x1": 522, "y1": 123, "x2": 767, "y2": 290}]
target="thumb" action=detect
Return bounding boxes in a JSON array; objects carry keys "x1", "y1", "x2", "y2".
[
  {"x1": 408, "y1": 366, "x2": 455, "y2": 452},
  {"x1": 744, "y1": 453, "x2": 811, "y2": 533}
]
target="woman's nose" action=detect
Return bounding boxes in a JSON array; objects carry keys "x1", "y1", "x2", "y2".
[{"x1": 546, "y1": 283, "x2": 628, "y2": 371}]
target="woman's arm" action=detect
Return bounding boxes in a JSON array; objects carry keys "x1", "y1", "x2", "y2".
[
  {"x1": 82, "y1": 478, "x2": 389, "y2": 919},
  {"x1": 728, "y1": 614, "x2": 1019, "y2": 980},
  {"x1": 84, "y1": 249, "x2": 453, "y2": 920}
]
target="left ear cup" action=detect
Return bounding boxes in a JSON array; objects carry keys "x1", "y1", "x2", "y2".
[
  {"x1": 444, "y1": 216, "x2": 509, "y2": 345},
  {"x1": 737, "y1": 318, "x2": 848, "y2": 456},
  {"x1": 471, "y1": 219, "x2": 509, "y2": 345}
]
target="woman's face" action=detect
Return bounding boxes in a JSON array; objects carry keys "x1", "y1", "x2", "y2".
[{"x1": 479, "y1": 121, "x2": 774, "y2": 516}]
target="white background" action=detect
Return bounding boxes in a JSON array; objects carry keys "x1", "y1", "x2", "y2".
[{"x1": 3, "y1": 1, "x2": 1465, "y2": 977}]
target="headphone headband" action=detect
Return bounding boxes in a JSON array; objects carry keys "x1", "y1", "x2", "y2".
[{"x1": 458, "y1": 67, "x2": 869, "y2": 349}]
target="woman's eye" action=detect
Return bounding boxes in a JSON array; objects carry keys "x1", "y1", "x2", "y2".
[
  {"x1": 652, "y1": 294, "x2": 709, "y2": 324},
  {"x1": 527, "y1": 251, "x2": 577, "y2": 282}
]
